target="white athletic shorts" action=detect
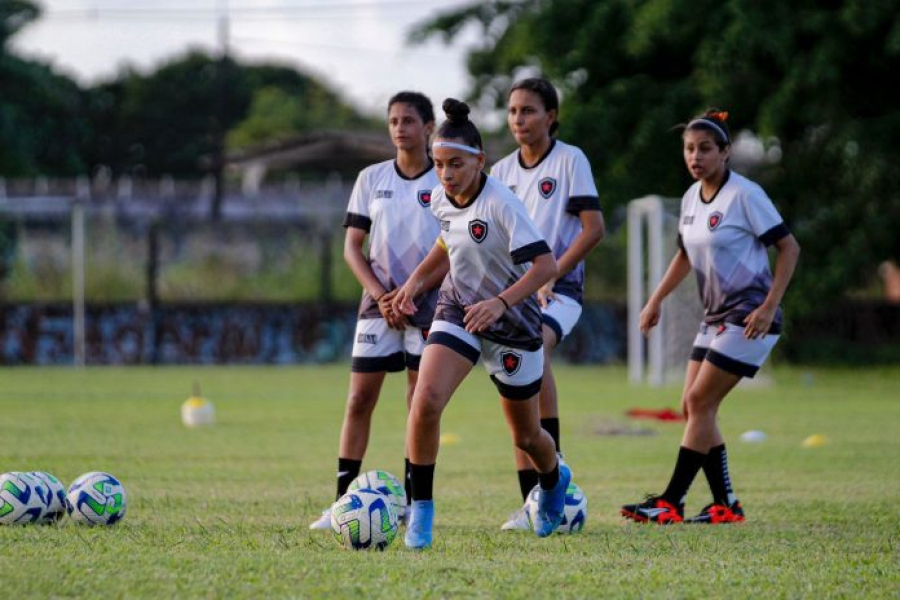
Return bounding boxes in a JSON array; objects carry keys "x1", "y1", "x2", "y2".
[
  {"x1": 541, "y1": 293, "x2": 582, "y2": 344},
  {"x1": 351, "y1": 318, "x2": 429, "y2": 373},
  {"x1": 426, "y1": 320, "x2": 543, "y2": 400},
  {"x1": 691, "y1": 322, "x2": 779, "y2": 378}
]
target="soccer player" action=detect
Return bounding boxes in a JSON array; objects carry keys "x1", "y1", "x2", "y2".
[
  {"x1": 621, "y1": 110, "x2": 800, "y2": 524},
  {"x1": 392, "y1": 98, "x2": 571, "y2": 549},
  {"x1": 309, "y1": 92, "x2": 442, "y2": 530},
  {"x1": 490, "y1": 78, "x2": 605, "y2": 530}
]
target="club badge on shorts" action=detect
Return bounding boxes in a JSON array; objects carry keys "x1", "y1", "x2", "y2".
[
  {"x1": 469, "y1": 219, "x2": 488, "y2": 243},
  {"x1": 708, "y1": 211, "x2": 723, "y2": 230},
  {"x1": 500, "y1": 351, "x2": 522, "y2": 376},
  {"x1": 417, "y1": 190, "x2": 432, "y2": 207},
  {"x1": 538, "y1": 177, "x2": 557, "y2": 199}
]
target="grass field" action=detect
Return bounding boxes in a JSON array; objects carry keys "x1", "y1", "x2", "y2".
[{"x1": 1, "y1": 364, "x2": 897, "y2": 598}]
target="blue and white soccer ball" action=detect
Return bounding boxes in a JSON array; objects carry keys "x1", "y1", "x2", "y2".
[
  {"x1": 27, "y1": 471, "x2": 67, "y2": 523},
  {"x1": 525, "y1": 481, "x2": 588, "y2": 534},
  {"x1": 0, "y1": 471, "x2": 49, "y2": 525},
  {"x1": 347, "y1": 470, "x2": 407, "y2": 522},
  {"x1": 66, "y1": 472, "x2": 127, "y2": 526},
  {"x1": 330, "y1": 488, "x2": 398, "y2": 551}
]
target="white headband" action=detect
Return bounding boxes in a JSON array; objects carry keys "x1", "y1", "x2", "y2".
[
  {"x1": 687, "y1": 118, "x2": 730, "y2": 144},
  {"x1": 432, "y1": 141, "x2": 482, "y2": 155}
]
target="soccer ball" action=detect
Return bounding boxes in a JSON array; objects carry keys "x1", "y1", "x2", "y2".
[
  {"x1": 27, "y1": 471, "x2": 67, "y2": 523},
  {"x1": 0, "y1": 472, "x2": 49, "y2": 525},
  {"x1": 525, "y1": 481, "x2": 588, "y2": 534},
  {"x1": 347, "y1": 470, "x2": 407, "y2": 522},
  {"x1": 66, "y1": 472, "x2": 127, "y2": 526},
  {"x1": 330, "y1": 488, "x2": 398, "y2": 551}
]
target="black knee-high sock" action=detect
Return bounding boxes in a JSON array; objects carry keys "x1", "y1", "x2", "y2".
[
  {"x1": 404, "y1": 458, "x2": 413, "y2": 506},
  {"x1": 703, "y1": 444, "x2": 736, "y2": 505},
  {"x1": 517, "y1": 469, "x2": 539, "y2": 501},
  {"x1": 538, "y1": 462, "x2": 560, "y2": 491},
  {"x1": 409, "y1": 462, "x2": 435, "y2": 501},
  {"x1": 661, "y1": 446, "x2": 707, "y2": 506},
  {"x1": 541, "y1": 418, "x2": 561, "y2": 452},
  {"x1": 335, "y1": 457, "x2": 362, "y2": 501}
]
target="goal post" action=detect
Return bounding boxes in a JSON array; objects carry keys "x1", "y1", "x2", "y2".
[{"x1": 627, "y1": 195, "x2": 703, "y2": 386}]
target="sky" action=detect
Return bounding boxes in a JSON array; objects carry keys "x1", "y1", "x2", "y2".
[{"x1": 11, "y1": 0, "x2": 481, "y2": 116}]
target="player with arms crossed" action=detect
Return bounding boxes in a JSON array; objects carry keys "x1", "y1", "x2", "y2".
[
  {"x1": 621, "y1": 110, "x2": 800, "y2": 524},
  {"x1": 491, "y1": 77, "x2": 605, "y2": 530},
  {"x1": 393, "y1": 99, "x2": 571, "y2": 548},
  {"x1": 310, "y1": 92, "x2": 442, "y2": 529}
]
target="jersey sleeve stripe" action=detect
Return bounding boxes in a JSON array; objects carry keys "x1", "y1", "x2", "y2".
[
  {"x1": 758, "y1": 222, "x2": 790, "y2": 246},
  {"x1": 511, "y1": 240, "x2": 552, "y2": 265},
  {"x1": 343, "y1": 212, "x2": 372, "y2": 232},
  {"x1": 565, "y1": 195, "x2": 602, "y2": 215}
]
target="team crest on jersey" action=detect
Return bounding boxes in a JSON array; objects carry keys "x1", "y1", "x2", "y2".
[
  {"x1": 468, "y1": 219, "x2": 489, "y2": 243},
  {"x1": 500, "y1": 351, "x2": 522, "y2": 376},
  {"x1": 708, "y1": 211, "x2": 723, "y2": 230},
  {"x1": 538, "y1": 177, "x2": 557, "y2": 199},
  {"x1": 417, "y1": 190, "x2": 432, "y2": 207}
]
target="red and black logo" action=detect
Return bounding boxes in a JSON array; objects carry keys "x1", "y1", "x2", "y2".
[
  {"x1": 421, "y1": 328, "x2": 430, "y2": 342},
  {"x1": 716, "y1": 323, "x2": 727, "y2": 337},
  {"x1": 468, "y1": 219, "x2": 488, "y2": 243},
  {"x1": 500, "y1": 351, "x2": 522, "y2": 376},
  {"x1": 708, "y1": 211, "x2": 723, "y2": 230},
  {"x1": 417, "y1": 190, "x2": 432, "y2": 207},
  {"x1": 538, "y1": 177, "x2": 557, "y2": 199}
]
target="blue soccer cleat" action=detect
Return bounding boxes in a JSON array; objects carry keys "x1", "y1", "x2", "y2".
[
  {"x1": 533, "y1": 463, "x2": 572, "y2": 538},
  {"x1": 404, "y1": 500, "x2": 434, "y2": 549}
]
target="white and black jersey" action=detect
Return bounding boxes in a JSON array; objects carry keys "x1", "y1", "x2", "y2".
[
  {"x1": 431, "y1": 173, "x2": 552, "y2": 350},
  {"x1": 678, "y1": 170, "x2": 791, "y2": 332},
  {"x1": 491, "y1": 139, "x2": 601, "y2": 304},
  {"x1": 344, "y1": 159, "x2": 440, "y2": 328}
]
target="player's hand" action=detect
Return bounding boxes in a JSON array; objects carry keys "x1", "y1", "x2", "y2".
[
  {"x1": 743, "y1": 303, "x2": 775, "y2": 339},
  {"x1": 639, "y1": 300, "x2": 661, "y2": 336},
  {"x1": 537, "y1": 280, "x2": 556, "y2": 308},
  {"x1": 463, "y1": 297, "x2": 506, "y2": 333},
  {"x1": 378, "y1": 289, "x2": 407, "y2": 330},
  {"x1": 391, "y1": 280, "x2": 421, "y2": 318}
]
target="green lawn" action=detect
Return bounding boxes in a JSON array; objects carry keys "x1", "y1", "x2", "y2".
[{"x1": 1, "y1": 365, "x2": 897, "y2": 598}]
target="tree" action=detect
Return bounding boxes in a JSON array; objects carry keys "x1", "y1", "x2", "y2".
[{"x1": 411, "y1": 0, "x2": 900, "y2": 313}]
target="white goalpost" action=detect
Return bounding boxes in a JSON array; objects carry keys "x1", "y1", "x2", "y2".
[{"x1": 627, "y1": 195, "x2": 703, "y2": 386}]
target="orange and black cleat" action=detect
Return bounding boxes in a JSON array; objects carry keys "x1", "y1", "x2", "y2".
[
  {"x1": 621, "y1": 495, "x2": 684, "y2": 524},
  {"x1": 684, "y1": 501, "x2": 745, "y2": 524}
]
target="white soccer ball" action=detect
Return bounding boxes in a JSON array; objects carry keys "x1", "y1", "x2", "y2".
[
  {"x1": 27, "y1": 471, "x2": 67, "y2": 523},
  {"x1": 347, "y1": 470, "x2": 407, "y2": 522},
  {"x1": 330, "y1": 488, "x2": 398, "y2": 551},
  {"x1": 66, "y1": 472, "x2": 127, "y2": 526},
  {"x1": 0, "y1": 471, "x2": 49, "y2": 525},
  {"x1": 525, "y1": 481, "x2": 588, "y2": 534},
  {"x1": 181, "y1": 396, "x2": 215, "y2": 427}
]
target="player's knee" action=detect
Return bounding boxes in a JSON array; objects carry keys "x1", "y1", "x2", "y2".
[
  {"x1": 683, "y1": 389, "x2": 716, "y2": 416},
  {"x1": 410, "y1": 385, "x2": 446, "y2": 424},
  {"x1": 511, "y1": 427, "x2": 542, "y2": 454},
  {"x1": 345, "y1": 390, "x2": 379, "y2": 419}
]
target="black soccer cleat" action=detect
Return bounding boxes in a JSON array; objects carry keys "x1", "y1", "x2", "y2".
[
  {"x1": 621, "y1": 495, "x2": 684, "y2": 524},
  {"x1": 684, "y1": 500, "x2": 745, "y2": 524}
]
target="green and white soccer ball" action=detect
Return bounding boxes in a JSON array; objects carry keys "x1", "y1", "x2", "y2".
[
  {"x1": 0, "y1": 471, "x2": 49, "y2": 525},
  {"x1": 330, "y1": 488, "x2": 398, "y2": 551},
  {"x1": 27, "y1": 471, "x2": 67, "y2": 523},
  {"x1": 347, "y1": 470, "x2": 407, "y2": 522},
  {"x1": 525, "y1": 481, "x2": 587, "y2": 534},
  {"x1": 66, "y1": 472, "x2": 127, "y2": 526}
]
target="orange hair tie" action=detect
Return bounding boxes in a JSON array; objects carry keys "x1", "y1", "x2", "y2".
[{"x1": 708, "y1": 111, "x2": 729, "y2": 122}]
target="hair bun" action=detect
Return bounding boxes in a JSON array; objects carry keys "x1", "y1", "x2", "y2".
[{"x1": 442, "y1": 98, "x2": 470, "y2": 125}]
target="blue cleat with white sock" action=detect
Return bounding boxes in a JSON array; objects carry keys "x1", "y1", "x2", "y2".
[
  {"x1": 533, "y1": 463, "x2": 571, "y2": 538},
  {"x1": 404, "y1": 500, "x2": 434, "y2": 549}
]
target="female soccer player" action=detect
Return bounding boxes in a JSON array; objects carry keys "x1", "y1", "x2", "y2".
[
  {"x1": 490, "y1": 78, "x2": 605, "y2": 530},
  {"x1": 621, "y1": 110, "x2": 800, "y2": 524},
  {"x1": 309, "y1": 91, "x2": 443, "y2": 529},
  {"x1": 392, "y1": 98, "x2": 571, "y2": 548}
]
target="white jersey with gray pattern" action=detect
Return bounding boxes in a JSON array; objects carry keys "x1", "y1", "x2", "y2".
[
  {"x1": 343, "y1": 159, "x2": 440, "y2": 328},
  {"x1": 678, "y1": 170, "x2": 790, "y2": 332},
  {"x1": 432, "y1": 173, "x2": 552, "y2": 351},
  {"x1": 490, "y1": 139, "x2": 601, "y2": 304}
]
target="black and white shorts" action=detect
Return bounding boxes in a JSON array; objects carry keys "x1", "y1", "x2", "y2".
[
  {"x1": 351, "y1": 318, "x2": 429, "y2": 373},
  {"x1": 541, "y1": 293, "x2": 582, "y2": 344},
  {"x1": 426, "y1": 320, "x2": 543, "y2": 400},
  {"x1": 691, "y1": 322, "x2": 779, "y2": 378}
]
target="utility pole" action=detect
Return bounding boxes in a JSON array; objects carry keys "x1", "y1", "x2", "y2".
[{"x1": 210, "y1": 0, "x2": 230, "y2": 221}]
